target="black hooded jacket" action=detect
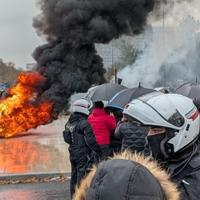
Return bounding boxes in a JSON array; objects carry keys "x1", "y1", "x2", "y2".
[
  {"x1": 63, "y1": 112, "x2": 101, "y2": 160},
  {"x1": 114, "y1": 120, "x2": 148, "y2": 152},
  {"x1": 73, "y1": 152, "x2": 180, "y2": 200},
  {"x1": 166, "y1": 144, "x2": 200, "y2": 200},
  {"x1": 85, "y1": 159, "x2": 165, "y2": 200}
]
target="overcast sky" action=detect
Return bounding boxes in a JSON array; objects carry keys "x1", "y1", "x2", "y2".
[
  {"x1": 0, "y1": 0, "x2": 200, "y2": 70},
  {"x1": 0, "y1": 0, "x2": 43, "y2": 69}
]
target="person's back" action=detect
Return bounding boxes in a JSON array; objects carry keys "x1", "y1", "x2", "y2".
[
  {"x1": 63, "y1": 99, "x2": 101, "y2": 198},
  {"x1": 115, "y1": 114, "x2": 148, "y2": 153},
  {"x1": 73, "y1": 151, "x2": 180, "y2": 200},
  {"x1": 88, "y1": 101, "x2": 116, "y2": 158},
  {"x1": 64, "y1": 112, "x2": 90, "y2": 157},
  {"x1": 88, "y1": 108, "x2": 116, "y2": 145}
]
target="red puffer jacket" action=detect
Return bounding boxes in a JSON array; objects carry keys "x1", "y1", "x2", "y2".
[{"x1": 88, "y1": 108, "x2": 117, "y2": 145}]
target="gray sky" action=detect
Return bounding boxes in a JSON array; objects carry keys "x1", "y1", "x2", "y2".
[
  {"x1": 1, "y1": 0, "x2": 200, "y2": 70},
  {"x1": 0, "y1": 0, "x2": 43, "y2": 69}
]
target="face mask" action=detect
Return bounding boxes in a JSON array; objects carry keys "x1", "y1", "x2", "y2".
[{"x1": 147, "y1": 134, "x2": 165, "y2": 160}]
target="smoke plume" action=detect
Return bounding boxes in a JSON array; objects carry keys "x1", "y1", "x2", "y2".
[
  {"x1": 32, "y1": 0, "x2": 159, "y2": 115},
  {"x1": 119, "y1": 0, "x2": 200, "y2": 88},
  {"x1": 157, "y1": 17, "x2": 200, "y2": 87}
]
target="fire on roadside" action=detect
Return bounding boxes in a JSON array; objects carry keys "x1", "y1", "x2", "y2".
[{"x1": 0, "y1": 72, "x2": 53, "y2": 138}]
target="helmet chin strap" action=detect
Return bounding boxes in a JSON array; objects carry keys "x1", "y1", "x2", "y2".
[
  {"x1": 159, "y1": 126, "x2": 199, "y2": 176},
  {"x1": 160, "y1": 137, "x2": 171, "y2": 159},
  {"x1": 159, "y1": 133, "x2": 198, "y2": 177},
  {"x1": 160, "y1": 129, "x2": 176, "y2": 160},
  {"x1": 170, "y1": 143, "x2": 198, "y2": 178}
]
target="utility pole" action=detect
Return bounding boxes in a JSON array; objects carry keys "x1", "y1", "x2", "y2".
[
  {"x1": 111, "y1": 42, "x2": 117, "y2": 84},
  {"x1": 114, "y1": 68, "x2": 117, "y2": 84},
  {"x1": 162, "y1": 1, "x2": 166, "y2": 87}
]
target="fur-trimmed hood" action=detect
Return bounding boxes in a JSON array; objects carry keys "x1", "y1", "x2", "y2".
[{"x1": 73, "y1": 151, "x2": 180, "y2": 200}]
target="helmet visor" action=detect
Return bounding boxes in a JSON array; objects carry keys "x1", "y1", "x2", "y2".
[{"x1": 167, "y1": 110, "x2": 185, "y2": 127}]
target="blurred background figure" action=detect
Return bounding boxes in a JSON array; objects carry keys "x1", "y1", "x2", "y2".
[{"x1": 0, "y1": 82, "x2": 10, "y2": 97}]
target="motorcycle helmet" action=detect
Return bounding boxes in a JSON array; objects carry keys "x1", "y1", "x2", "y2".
[
  {"x1": 123, "y1": 93, "x2": 200, "y2": 154},
  {"x1": 72, "y1": 99, "x2": 91, "y2": 115}
]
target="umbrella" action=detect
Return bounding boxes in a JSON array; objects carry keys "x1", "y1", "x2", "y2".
[
  {"x1": 85, "y1": 83, "x2": 127, "y2": 102},
  {"x1": 107, "y1": 86, "x2": 155, "y2": 110},
  {"x1": 175, "y1": 82, "x2": 200, "y2": 110},
  {"x1": 154, "y1": 87, "x2": 170, "y2": 94},
  {"x1": 175, "y1": 82, "x2": 200, "y2": 99}
]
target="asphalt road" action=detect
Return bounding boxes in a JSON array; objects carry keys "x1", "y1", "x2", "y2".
[{"x1": 0, "y1": 180, "x2": 70, "y2": 200}]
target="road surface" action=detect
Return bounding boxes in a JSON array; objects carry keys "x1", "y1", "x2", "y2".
[{"x1": 0, "y1": 180, "x2": 70, "y2": 200}]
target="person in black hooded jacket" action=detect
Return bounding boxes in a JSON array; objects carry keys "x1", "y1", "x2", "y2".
[
  {"x1": 63, "y1": 99, "x2": 101, "y2": 199},
  {"x1": 73, "y1": 151, "x2": 180, "y2": 200}
]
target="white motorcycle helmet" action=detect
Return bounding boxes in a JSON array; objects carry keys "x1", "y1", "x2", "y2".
[
  {"x1": 72, "y1": 99, "x2": 91, "y2": 115},
  {"x1": 123, "y1": 92, "x2": 200, "y2": 155}
]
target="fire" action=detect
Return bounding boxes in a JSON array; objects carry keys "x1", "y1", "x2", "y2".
[{"x1": 0, "y1": 72, "x2": 53, "y2": 138}]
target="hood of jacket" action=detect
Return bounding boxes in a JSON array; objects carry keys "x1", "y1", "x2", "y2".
[
  {"x1": 73, "y1": 151, "x2": 180, "y2": 200},
  {"x1": 68, "y1": 112, "x2": 87, "y2": 123}
]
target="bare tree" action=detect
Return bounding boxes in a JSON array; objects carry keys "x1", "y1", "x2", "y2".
[
  {"x1": 105, "y1": 39, "x2": 142, "y2": 81},
  {"x1": 0, "y1": 59, "x2": 21, "y2": 84}
]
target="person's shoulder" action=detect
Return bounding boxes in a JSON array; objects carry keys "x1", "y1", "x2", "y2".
[
  {"x1": 79, "y1": 117, "x2": 90, "y2": 128},
  {"x1": 88, "y1": 114, "x2": 92, "y2": 120},
  {"x1": 105, "y1": 113, "x2": 115, "y2": 120}
]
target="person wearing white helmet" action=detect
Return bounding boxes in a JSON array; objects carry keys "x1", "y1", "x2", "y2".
[
  {"x1": 123, "y1": 92, "x2": 200, "y2": 200},
  {"x1": 63, "y1": 98, "x2": 101, "y2": 199}
]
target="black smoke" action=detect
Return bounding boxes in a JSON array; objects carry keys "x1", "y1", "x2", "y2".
[{"x1": 33, "y1": 0, "x2": 159, "y2": 115}]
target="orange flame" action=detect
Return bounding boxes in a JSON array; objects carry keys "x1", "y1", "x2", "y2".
[{"x1": 0, "y1": 72, "x2": 53, "y2": 138}]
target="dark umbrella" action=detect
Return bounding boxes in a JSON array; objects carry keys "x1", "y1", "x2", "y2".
[
  {"x1": 175, "y1": 82, "x2": 200, "y2": 110},
  {"x1": 107, "y1": 86, "x2": 155, "y2": 110},
  {"x1": 175, "y1": 82, "x2": 200, "y2": 99},
  {"x1": 85, "y1": 83, "x2": 127, "y2": 102}
]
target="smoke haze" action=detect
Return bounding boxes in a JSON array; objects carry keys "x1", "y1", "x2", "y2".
[{"x1": 119, "y1": 0, "x2": 200, "y2": 88}]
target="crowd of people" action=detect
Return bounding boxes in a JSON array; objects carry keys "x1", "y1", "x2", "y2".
[{"x1": 63, "y1": 92, "x2": 200, "y2": 200}]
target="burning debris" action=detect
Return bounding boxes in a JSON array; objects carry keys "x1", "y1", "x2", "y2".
[{"x1": 0, "y1": 72, "x2": 53, "y2": 138}]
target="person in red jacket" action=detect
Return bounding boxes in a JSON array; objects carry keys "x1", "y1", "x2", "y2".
[{"x1": 88, "y1": 101, "x2": 116, "y2": 159}]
